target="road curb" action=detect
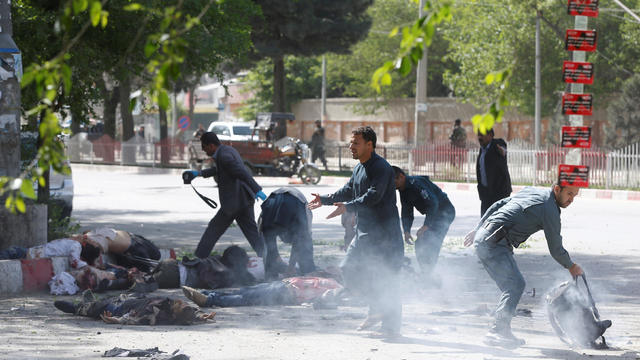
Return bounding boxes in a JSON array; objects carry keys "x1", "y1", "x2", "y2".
[{"x1": 0, "y1": 248, "x2": 176, "y2": 296}]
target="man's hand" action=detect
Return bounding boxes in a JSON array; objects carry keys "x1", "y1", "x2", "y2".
[
  {"x1": 255, "y1": 190, "x2": 267, "y2": 201},
  {"x1": 327, "y1": 202, "x2": 346, "y2": 219},
  {"x1": 463, "y1": 230, "x2": 476, "y2": 247},
  {"x1": 308, "y1": 193, "x2": 323, "y2": 210},
  {"x1": 417, "y1": 226, "x2": 428, "y2": 238},
  {"x1": 100, "y1": 311, "x2": 121, "y2": 324},
  {"x1": 569, "y1": 263, "x2": 584, "y2": 278},
  {"x1": 496, "y1": 144, "x2": 507, "y2": 157},
  {"x1": 404, "y1": 232, "x2": 414, "y2": 245},
  {"x1": 182, "y1": 170, "x2": 200, "y2": 184}
]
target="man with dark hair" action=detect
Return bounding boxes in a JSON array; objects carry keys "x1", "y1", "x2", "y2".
[
  {"x1": 476, "y1": 128, "x2": 512, "y2": 215},
  {"x1": 391, "y1": 166, "x2": 455, "y2": 279},
  {"x1": 81, "y1": 228, "x2": 160, "y2": 272},
  {"x1": 449, "y1": 119, "x2": 467, "y2": 148},
  {"x1": 464, "y1": 183, "x2": 584, "y2": 348},
  {"x1": 182, "y1": 132, "x2": 270, "y2": 267},
  {"x1": 309, "y1": 126, "x2": 404, "y2": 336},
  {"x1": 259, "y1": 187, "x2": 316, "y2": 279}
]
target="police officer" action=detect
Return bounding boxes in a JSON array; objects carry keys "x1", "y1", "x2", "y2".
[
  {"x1": 464, "y1": 183, "x2": 584, "y2": 348},
  {"x1": 392, "y1": 166, "x2": 455, "y2": 279},
  {"x1": 259, "y1": 187, "x2": 316, "y2": 279}
]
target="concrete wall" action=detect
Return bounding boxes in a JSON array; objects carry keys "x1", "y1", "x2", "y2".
[{"x1": 0, "y1": 204, "x2": 47, "y2": 250}]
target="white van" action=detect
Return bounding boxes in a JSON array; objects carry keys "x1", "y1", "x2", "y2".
[{"x1": 206, "y1": 121, "x2": 253, "y2": 141}]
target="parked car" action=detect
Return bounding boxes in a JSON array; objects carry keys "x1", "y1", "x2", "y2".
[
  {"x1": 207, "y1": 121, "x2": 254, "y2": 141},
  {"x1": 21, "y1": 132, "x2": 74, "y2": 218},
  {"x1": 49, "y1": 160, "x2": 74, "y2": 218}
]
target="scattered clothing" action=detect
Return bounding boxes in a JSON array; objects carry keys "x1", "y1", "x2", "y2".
[
  {"x1": 49, "y1": 272, "x2": 80, "y2": 295},
  {"x1": 103, "y1": 347, "x2": 189, "y2": 359}
]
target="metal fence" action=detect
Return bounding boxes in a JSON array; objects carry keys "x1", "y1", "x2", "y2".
[
  {"x1": 66, "y1": 134, "x2": 640, "y2": 189},
  {"x1": 326, "y1": 141, "x2": 640, "y2": 190}
]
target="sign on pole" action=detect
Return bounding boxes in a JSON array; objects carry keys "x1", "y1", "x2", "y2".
[
  {"x1": 558, "y1": 164, "x2": 590, "y2": 187},
  {"x1": 178, "y1": 115, "x2": 191, "y2": 130},
  {"x1": 562, "y1": 61, "x2": 594, "y2": 84},
  {"x1": 567, "y1": 0, "x2": 599, "y2": 17},
  {"x1": 565, "y1": 29, "x2": 597, "y2": 51},
  {"x1": 561, "y1": 126, "x2": 592, "y2": 148},
  {"x1": 562, "y1": 93, "x2": 593, "y2": 116}
]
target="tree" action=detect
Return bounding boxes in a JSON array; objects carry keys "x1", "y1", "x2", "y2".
[
  {"x1": 606, "y1": 74, "x2": 640, "y2": 148},
  {"x1": 250, "y1": 0, "x2": 374, "y2": 112}
]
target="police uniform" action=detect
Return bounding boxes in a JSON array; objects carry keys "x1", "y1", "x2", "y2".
[
  {"x1": 399, "y1": 176, "x2": 455, "y2": 275},
  {"x1": 472, "y1": 186, "x2": 575, "y2": 325},
  {"x1": 259, "y1": 187, "x2": 315, "y2": 276}
]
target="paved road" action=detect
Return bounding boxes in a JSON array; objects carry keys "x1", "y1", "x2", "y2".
[{"x1": 0, "y1": 164, "x2": 638, "y2": 359}]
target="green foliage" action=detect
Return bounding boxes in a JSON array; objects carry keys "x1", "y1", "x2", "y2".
[
  {"x1": 238, "y1": 56, "x2": 322, "y2": 121},
  {"x1": 47, "y1": 200, "x2": 81, "y2": 241},
  {"x1": 606, "y1": 74, "x2": 640, "y2": 148}
]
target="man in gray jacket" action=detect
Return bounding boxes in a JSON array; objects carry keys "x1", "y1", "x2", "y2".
[
  {"x1": 184, "y1": 132, "x2": 267, "y2": 261},
  {"x1": 464, "y1": 183, "x2": 584, "y2": 348}
]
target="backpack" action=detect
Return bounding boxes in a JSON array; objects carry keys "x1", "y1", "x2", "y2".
[{"x1": 546, "y1": 274, "x2": 612, "y2": 349}]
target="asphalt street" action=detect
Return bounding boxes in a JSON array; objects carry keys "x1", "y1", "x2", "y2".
[{"x1": 0, "y1": 164, "x2": 638, "y2": 359}]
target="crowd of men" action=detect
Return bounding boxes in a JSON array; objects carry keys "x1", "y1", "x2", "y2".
[{"x1": 0, "y1": 123, "x2": 584, "y2": 347}]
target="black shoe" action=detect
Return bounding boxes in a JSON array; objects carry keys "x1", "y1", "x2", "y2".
[{"x1": 54, "y1": 300, "x2": 77, "y2": 314}]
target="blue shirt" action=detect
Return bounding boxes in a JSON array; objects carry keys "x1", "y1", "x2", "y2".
[
  {"x1": 398, "y1": 176, "x2": 449, "y2": 233},
  {"x1": 475, "y1": 187, "x2": 573, "y2": 269}
]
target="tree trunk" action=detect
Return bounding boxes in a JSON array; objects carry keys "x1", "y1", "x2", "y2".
[
  {"x1": 102, "y1": 82, "x2": 119, "y2": 140},
  {"x1": 188, "y1": 84, "x2": 196, "y2": 125},
  {"x1": 70, "y1": 102, "x2": 82, "y2": 135},
  {"x1": 272, "y1": 56, "x2": 286, "y2": 112},
  {"x1": 119, "y1": 77, "x2": 135, "y2": 142},
  {"x1": 159, "y1": 106, "x2": 170, "y2": 165}
]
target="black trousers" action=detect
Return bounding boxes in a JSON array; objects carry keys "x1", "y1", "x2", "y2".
[{"x1": 195, "y1": 204, "x2": 265, "y2": 259}]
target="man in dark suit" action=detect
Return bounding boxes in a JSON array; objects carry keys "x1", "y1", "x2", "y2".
[
  {"x1": 183, "y1": 132, "x2": 268, "y2": 261},
  {"x1": 476, "y1": 129, "x2": 512, "y2": 215}
]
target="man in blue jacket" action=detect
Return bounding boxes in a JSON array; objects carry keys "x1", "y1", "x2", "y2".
[
  {"x1": 464, "y1": 183, "x2": 584, "y2": 348},
  {"x1": 392, "y1": 166, "x2": 455, "y2": 278},
  {"x1": 183, "y1": 132, "x2": 269, "y2": 263},
  {"x1": 309, "y1": 126, "x2": 404, "y2": 336},
  {"x1": 259, "y1": 187, "x2": 315, "y2": 279}
]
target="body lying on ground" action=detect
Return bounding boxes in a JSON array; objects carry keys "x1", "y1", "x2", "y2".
[
  {"x1": 151, "y1": 245, "x2": 256, "y2": 290},
  {"x1": 54, "y1": 291, "x2": 215, "y2": 325},
  {"x1": 182, "y1": 275, "x2": 343, "y2": 308},
  {"x1": 0, "y1": 238, "x2": 101, "y2": 269},
  {"x1": 82, "y1": 228, "x2": 161, "y2": 272}
]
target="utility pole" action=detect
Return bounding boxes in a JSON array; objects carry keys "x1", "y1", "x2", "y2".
[
  {"x1": 414, "y1": 0, "x2": 428, "y2": 147},
  {"x1": 0, "y1": 0, "x2": 20, "y2": 178},
  {"x1": 534, "y1": 11, "x2": 541, "y2": 150},
  {"x1": 0, "y1": 0, "x2": 47, "y2": 250},
  {"x1": 320, "y1": 55, "x2": 326, "y2": 124},
  {"x1": 534, "y1": 10, "x2": 541, "y2": 185}
]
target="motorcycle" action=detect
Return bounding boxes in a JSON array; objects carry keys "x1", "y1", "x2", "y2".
[{"x1": 272, "y1": 137, "x2": 322, "y2": 185}]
